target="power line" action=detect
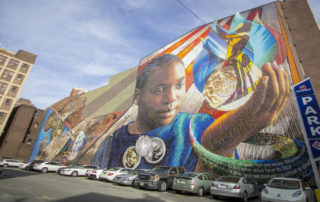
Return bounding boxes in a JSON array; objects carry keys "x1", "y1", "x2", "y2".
[{"x1": 176, "y1": 0, "x2": 206, "y2": 24}]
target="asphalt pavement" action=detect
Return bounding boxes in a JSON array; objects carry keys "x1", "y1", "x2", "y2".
[{"x1": 0, "y1": 167, "x2": 261, "y2": 202}]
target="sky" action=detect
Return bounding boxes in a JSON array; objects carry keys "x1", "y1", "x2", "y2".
[{"x1": 0, "y1": 0, "x2": 319, "y2": 109}]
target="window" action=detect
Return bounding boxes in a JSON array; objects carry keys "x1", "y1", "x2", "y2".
[
  {"x1": 202, "y1": 174, "x2": 208, "y2": 180},
  {"x1": 17, "y1": 74, "x2": 24, "y2": 81},
  {"x1": 170, "y1": 167, "x2": 177, "y2": 174},
  {"x1": 208, "y1": 174, "x2": 215, "y2": 180},
  {"x1": 5, "y1": 99, "x2": 11, "y2": 105},
  {"x1": 34, "y1": 122, "x2": 39, "y2": 128},
  {"x1": 0, "y1": 55, "x2": 8, "y2": 66},
  {"x1": 0, "y1": 112, "x2": 4, "y2": 118},
  {"x1": 0, "y1": 82, "x2": 8, "y2": 94},
  {"x1": 21, "y1": 63, "x2": 29, "y2": 72},
  {"x1": 34, "y1": 111, "x2": 38, "y2": 118},
  {"x1": 178, "y1": 167, "x2": 185, "y2": 174},
  {"x1": 11, "y1": 86, "x2": 17, "y2": 92},
  {"x1": 7, "y1": 59, "x2": 20, "y2": 69},
  {"x1": 1, "y1": 70, "x2": 14, "y2": 81}
]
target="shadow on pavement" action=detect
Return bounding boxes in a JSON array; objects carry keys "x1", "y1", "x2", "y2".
[
  {"x1": 0, "y1": 168, "x2": 40, "y2": 179},
  {"x1": 52, "y1": 192, "x2": 165, "y2": 202}
]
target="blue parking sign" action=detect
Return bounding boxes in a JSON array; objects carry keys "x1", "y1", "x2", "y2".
[{"x1": 297, "y1": 94, "x2": 320, "y2": 139}]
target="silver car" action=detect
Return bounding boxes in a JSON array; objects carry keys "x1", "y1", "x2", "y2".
[
  {"x1": 172, "y1": 172, "x2": 214, "y2": 197},
  {"x1": 210, "y1": 176, "x2": 259, "y2": 202},
  {"x1": 113, "y1": 169, "x2": 150, "y2": 187},
  {"x1": 113, "y1": 169, "x2": 139, "y2": 186}
]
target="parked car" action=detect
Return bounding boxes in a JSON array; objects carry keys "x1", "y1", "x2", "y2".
[
  {"x1": 100, "y1": 167, "x2": 134, "y2": 182},
  {"x1": 210, "y1": 176, "x2": 259, "y2": 202},
  {"x1": 113, "y1": 169, "x2": 149, "y2": 187},
  {"x1": 85, "y1": 166, "x2": 100, "y2": 178},
  {"x1": 19, "y1": 162, "x2": 31, "y2": 170},
  {"x1": 261, "y1": 177, "x2": 316, "y2": 202},
  {"x1": 57, "y1": 165, "x2": 78, "y2": 174},
  {"x1": 172, "y1": 172, "x2": 214, "y2": 197},
  {"x1": 32, "y1": 161, "x2": 66, "y2": 173},
  {"x1": 136, "y1": 166, "x2": 186, "y2": 192},
  {"x1": 0, "y1": 166, "x2": 2, "y2": 174},
  {"x1": 60, "y1": 165, "x2": 98, "y2": 177},
  {"x1": 86, "y1": 168, "x2": 107, "y2": 180},
  {"x1": 26, "y1": 160, "x2": 44, "y2": 171},
  {"x1": 0, "y1": 159, "x2": 23, "y2": 167}
]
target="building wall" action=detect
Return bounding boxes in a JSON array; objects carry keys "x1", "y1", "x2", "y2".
[
  {"x1": 0, "y1": 48, "x2": 37, "y2": 137},
  {"x1": 0, "y1": 105, "x2": 44, "y2": 162},
  {"x1": 281, "y1": 0, "x2": 320, "y2": 100}
]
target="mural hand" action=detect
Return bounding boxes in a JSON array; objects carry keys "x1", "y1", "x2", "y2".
[{"x1": 246, "y1": 62, "x2": 290, "y2": 134}]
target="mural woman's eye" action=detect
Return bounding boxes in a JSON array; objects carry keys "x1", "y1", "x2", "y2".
[
  {"x1": 176, "y1": 82, "x2": 185, "y2": 89},
  {"x1": 153, "y1": 87, "x2": 164, "y2": 95}
]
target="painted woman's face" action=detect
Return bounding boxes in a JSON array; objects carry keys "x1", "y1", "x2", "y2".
[{"x1": 136, "y1": 61, "x2": 186, "y2": 129}]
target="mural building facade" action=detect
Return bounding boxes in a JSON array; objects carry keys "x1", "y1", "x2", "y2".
[{"x1": 28, "y1": 0, "x2": 320, "y2": 183}]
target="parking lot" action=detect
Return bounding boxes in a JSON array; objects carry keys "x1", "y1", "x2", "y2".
[{"x1": 0, "y1": 168, "x2": 261, "y2": 202}]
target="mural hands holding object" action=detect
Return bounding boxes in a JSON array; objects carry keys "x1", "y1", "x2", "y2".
[{"x1": 200, "y1": 62, "x2": 290, "y2": 157}]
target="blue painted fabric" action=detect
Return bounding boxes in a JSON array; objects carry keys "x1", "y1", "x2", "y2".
[{"x1": 100, "y1": 112, "x2": 214, "y2": 171}]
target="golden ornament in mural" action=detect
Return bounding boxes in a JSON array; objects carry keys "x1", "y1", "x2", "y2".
[
  {"x1": 122, "y1": 146, "x2": 141, "y2": 169},
  {"x1": 203, "y1": 65, "x2": 237, "y2": 109}
]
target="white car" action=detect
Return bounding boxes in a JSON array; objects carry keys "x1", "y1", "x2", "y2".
[
  {"x1": 0, "y1": 159, "x2": 23, "y2": 167},
  {"x1": 86, "y1": 168, "x2": 107, "y2": 180},
  {"x1": 261, "y1": 177, "x2": 316, "y2": 202},
  {"x1": 60, "y1": 165, "x2": 98, "y2": 177},
  {"x1": 19, "y1": 162, "x2": 31, "y2": 170},
  {"x1": 33, "y1": 161, "x2": 66, "y2": 173},
  {"x1": 100, "y1": 167, "x2": 134, "y2": 182}
]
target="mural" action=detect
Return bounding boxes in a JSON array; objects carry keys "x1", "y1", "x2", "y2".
[
  {"x1": 29, "y1": 93, "x2": 126, "y2": 165},
  {"x1": 94, "y1": 4, "x2": 312, "y2": 183},
  {"x1": 30, "y1": 3, "x2": 313, "y2": 183}
]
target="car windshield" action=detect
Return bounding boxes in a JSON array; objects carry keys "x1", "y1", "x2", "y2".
[
  {"x1": 217, "y1": 176, "x2": 240, "y2": 183},
  {"x1": 127, "y1": 170, "x2": 137, "y2": 175},
  {"x1": 150, "y1": 167, "x2": 170, "y2": 173},
  {"x1": 268, "y1": 179, "x2": 300, "y2": 189},
  {"x1": 84, "y1": 166, "x2": 97, "y2": 169},
  {"x1": 108, "y1": 167, "x2": 122, "y2": 171},
  {"x1": 181, "y1": 173, "x2": 197, "y2": 178}
]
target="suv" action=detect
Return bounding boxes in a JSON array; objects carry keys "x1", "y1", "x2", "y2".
[{"x1": 136, "y1": 166, "x2": 186, "y2": 192}]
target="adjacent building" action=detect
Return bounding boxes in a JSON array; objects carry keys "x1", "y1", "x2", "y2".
[
  {"x1": 0, "y1": 48, "x2": 37, "y2": 137},
  {"x1": 0, "y1": 100, "x2": 44, "y2": 162}
]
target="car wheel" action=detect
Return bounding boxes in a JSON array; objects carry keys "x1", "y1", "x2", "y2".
[
  {"x1": 158, "y1": 180, "x2": 167, "y2": 192},
  {"x1": 175, "y1": 190, "x2": 181, "y2": 194},
  {"x1": 41, "y1": 168, "x2": 48, "y2": 173},
  {"x1": 71, "y1": 171, "x2": 78, "y2": 177},
  {"x1": 3, "y1": 164, "x2": 8, "y2": 168},
  {"x1": 242, "y1": 191, "x2": 248, "y2": 202},
  {"x1": 197, "y1": 187, "x2": 204, "y2": 197}
]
